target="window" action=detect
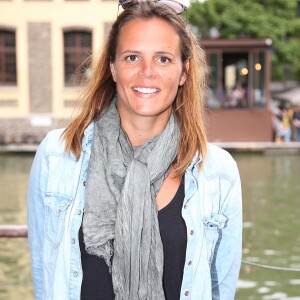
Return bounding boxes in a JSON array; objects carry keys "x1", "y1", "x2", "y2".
[
  {"x1": 0, "y1": 30, "x2": 17, "y2": 85},
  {"x1": 64, "y1": 30, "x2": 92, "y2": 86},
  {"x1": 206, "y1": 51, "x2": 268, "y2": 109}
]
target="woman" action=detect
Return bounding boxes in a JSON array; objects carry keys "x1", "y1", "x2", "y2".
[{"x1": 27, "y1": 1, "x2": 242, "y2": 299}]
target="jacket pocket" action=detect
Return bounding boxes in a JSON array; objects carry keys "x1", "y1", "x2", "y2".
[
  {"x1": 44, "y1": 193, "x2": 73, "y2": 248},
  {"x1": 203, "y1": 213, "x2": 227, "y2": 264}
]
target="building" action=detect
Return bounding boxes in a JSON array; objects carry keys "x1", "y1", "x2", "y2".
[
  {"x1": 201, "y1": 38, "x2": 273, "y2": 142},
  {"x1": 0, "y1": 0, "x2": 117, "y2": 144},
  {"x1": 0, "y1": 2, "x2": 275, "y2": 144}
]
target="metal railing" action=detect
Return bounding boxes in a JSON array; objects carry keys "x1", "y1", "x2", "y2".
[
  {"x1": 1, "y1": 224, "x2": 300, "y2": 272},
  {"x1": 0, "y1": 224, "x2": 28, "y2": 237}
]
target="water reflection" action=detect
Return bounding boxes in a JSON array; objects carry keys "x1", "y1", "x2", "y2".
[
  {"x1": 235, "y1": 153, "x2": 300, "y2": 299},
  {"x1": 0, "y1": 153, "x2": 34, "y2": 299},
  {"x1": 0, "y1": 152, "x2": 299, "y2": 299},
  {"x1": 0, "y1": 153, "x2": 33, "y2": 224},
  {"x1": 0, "y1": 238, "x2": 33, "y2": 299}
]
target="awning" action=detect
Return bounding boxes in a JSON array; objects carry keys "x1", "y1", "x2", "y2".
[{"x1": 273, "y1": 87, "x2": 300, "y2": 106}]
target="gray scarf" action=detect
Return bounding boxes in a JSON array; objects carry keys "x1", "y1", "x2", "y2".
[{"x1": 83, "y1": 100, "x2": 180, "y2": 299}]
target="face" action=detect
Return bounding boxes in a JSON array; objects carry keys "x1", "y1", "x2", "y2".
[{"x1": 110, "y1": 17, "x2": 188, "y2": 123}]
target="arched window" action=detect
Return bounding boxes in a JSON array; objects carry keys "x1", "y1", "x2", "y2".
[
  {"x1": 64, "y1": 30, "x2": 92, "y2": 86},
  {"x1": 0, "y1": 29, "x2": 16, "y2": 85}
]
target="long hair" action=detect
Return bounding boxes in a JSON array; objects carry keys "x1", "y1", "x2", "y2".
[{"x1": 62, "y1": 1, "x2": 208, "y2": 173}]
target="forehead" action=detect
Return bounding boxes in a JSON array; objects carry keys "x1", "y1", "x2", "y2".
[{"x1": 116, "y1": 17, "x2": 180, "y2": 52}]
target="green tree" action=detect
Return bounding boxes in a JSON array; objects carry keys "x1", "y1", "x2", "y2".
[{"x1": 188, "y1": 0, "x2": 300, "y2": 80}]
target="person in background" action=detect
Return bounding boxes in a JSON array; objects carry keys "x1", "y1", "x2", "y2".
[
  {"x1": 230, "y1": 85, "x2": 247, "y2": 108},
  {"x1": 292, "y1": 106, "x2": 300, "y2": 142},
  {"x1": 272, "y1": 114, "x2": 292, "y2": 143},
  {"x1": 27, "y1": 1, "x2": 242, "y2": 299}
]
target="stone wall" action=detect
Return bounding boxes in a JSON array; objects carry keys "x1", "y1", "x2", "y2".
[{"x1": 0, "y1": 118, "x2": 68, "y2": 145}]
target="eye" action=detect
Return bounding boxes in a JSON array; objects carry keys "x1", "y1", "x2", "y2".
[
  {"x1": 158, "y1": 56, "x2": 171, "y2": 64},
  {"x1": 126, "y1": 55, "x2": 139, "y2": 62}
]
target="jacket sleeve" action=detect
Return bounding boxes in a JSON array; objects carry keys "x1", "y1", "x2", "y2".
[
  {"x1": 27, "y1": 135, "x2": 49, "y2": 300},
  {"x1": 211, "y1": 159, "x2": 242, "y2": 300}
]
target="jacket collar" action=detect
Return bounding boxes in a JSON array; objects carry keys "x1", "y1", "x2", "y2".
[
  {"x1": 186, "y1": 151, "x2": 203, "y2": 173},
  {"x1": 82, "y1": 122, "x2": 94, "y2": 151},
  {"x1": 82, "y1": 122, "x2": 204, "y2": 172}
]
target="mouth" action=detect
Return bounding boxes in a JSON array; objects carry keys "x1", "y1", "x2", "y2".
[{"x1": 132, "y1": 87, "x2": 160, "y2": 94}]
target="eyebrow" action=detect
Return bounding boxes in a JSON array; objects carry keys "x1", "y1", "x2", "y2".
[
  {"x1": 119, "y1": 50, "x2": 176, "y2": 57},
  {"x1": 119, "y1": 50, "x2": 140, "y2": 56}
]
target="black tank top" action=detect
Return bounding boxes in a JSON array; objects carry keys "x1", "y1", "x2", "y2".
[{"x1": 79, "y1": 176, "x2": 187, "y2": 300}]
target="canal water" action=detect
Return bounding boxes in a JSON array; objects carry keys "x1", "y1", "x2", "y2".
[{"x1": 0, "y1": 151, "x2": 299, "y2": 300}]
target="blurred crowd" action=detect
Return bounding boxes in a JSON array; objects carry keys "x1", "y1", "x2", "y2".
[
  {"x1": 272, "y1": 101, "x2": 300, "y2": 143},
  {"x1": 222, "y1": 84, "x2": 248, "y2": 109}
]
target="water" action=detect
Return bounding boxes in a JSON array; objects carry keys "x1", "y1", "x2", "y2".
[
  {"x1": 235, "y1": 153, "x2": 300, "y2": 299},
  {"x1": 0, "y1": 152, "x2": 299, "y2": 299},
  {"x1": 0, "y1": 153, "x2": 34, "y2": 300}
]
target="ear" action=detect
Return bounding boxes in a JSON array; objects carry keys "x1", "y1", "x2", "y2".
[
  {"x1": 179, "y1": 60, "x2": 189, "y2": 86},
  {"x1": 110, "y1": 62, "x2": 117, "y2": 82}
]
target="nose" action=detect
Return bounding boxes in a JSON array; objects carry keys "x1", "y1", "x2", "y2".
[{"x1": 138, "y1": 59, "x2": 157, "y2": 78}]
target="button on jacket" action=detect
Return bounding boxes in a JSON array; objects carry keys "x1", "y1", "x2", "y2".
[{"x1": 27, "y1": 123, "x2": 242, "y2": 300}]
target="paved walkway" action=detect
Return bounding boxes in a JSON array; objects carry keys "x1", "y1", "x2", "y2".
[
  {"x1": 213, "y1": 142, "x2": 300, "y2": 154},
  {"x1": 1, "y1": 142, "x2": 300, "y2": 154},
  {"x1": 0, "y1": 144, "x2": 38, "y2": 152}
]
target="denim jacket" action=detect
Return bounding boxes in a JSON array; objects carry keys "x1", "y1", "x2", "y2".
[{"x1": 27, "y1": 123, "x2": 242, "y2": 300}]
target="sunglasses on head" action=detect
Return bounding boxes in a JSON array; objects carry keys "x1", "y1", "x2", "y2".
[{"x1": 119, "y1": 0, "x2": 187, "y2": 15}]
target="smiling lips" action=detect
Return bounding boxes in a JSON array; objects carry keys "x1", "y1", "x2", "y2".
[{"x1": 133, "y1": 87, "x2": 160, "y2": 94}]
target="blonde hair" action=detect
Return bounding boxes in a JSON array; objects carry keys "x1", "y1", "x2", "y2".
[{"x1": 63, "y1": 2, "x2": 208, "y2": 174}]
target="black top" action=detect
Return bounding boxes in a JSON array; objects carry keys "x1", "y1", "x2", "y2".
[{"x1": 79, "y1": 177, "x2": 187, "y2": 300}]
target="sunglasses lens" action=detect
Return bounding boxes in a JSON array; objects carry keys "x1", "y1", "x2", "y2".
[
  {"x1": 119, "y1": 0, "x2": 133, "y2": 9},
  {"x1": 158, "y1": 0, "x2": 185, "y2": 14},
  {"x1": 119, "y1": 0, "x2": 186, "y2": 14}
]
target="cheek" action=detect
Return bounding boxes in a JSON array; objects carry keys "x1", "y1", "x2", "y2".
[
  {"x1": 164, "y1": 73, "x2": 180, "y2": 84},
  {"x1": 116, "y1": 72, "x2": 129, "y2": 87}
]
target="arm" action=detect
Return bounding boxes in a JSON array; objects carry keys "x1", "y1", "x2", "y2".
[
  {"x1": 27, "y1": 136, "x2": 49, "y2": 299},
  {"x1": 211, "y1": 161, "x2": 242, "y2": 299}
]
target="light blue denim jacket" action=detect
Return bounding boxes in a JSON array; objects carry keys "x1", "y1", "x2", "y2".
[{"x1": 27, "y1": 123, "x2": 242, "y2": 300}]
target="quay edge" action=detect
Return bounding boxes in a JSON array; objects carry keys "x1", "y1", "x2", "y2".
[{"x1": 1, "y1": 142, "x2": 300, "y2": 154}]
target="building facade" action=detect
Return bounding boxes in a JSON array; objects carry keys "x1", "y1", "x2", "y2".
[
  {"x1": 0, "y1": 2, "x2": 278, "y2": 144},
  {"x1": 0, "y1": 0, "x2": 117, "y2": 144}
]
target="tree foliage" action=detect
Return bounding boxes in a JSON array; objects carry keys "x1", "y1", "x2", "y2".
[{"x1": 187, "y1": 0, "x2": 300, "y2": 80}]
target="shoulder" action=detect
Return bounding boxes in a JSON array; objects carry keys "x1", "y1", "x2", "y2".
[
  {"x1": 43, "y1": 128, "x2": 66, "y2": 150},
  {"x1": 37, "y1": 123, "x2": 94, "y2": 162},
  {"x1": 36, "y1": 128, "x2": 75, "y2": 160},
  {"x1": 206, "y1": 143, "x2": 236, "y2": 168},
  {"x1": 201, "y1": 143, "x2": 239, "y2": 182}
]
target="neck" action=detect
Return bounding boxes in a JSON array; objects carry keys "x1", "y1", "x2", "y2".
[{"x1": 120, "y1": 114, "x2": 171, "y2": 146}]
